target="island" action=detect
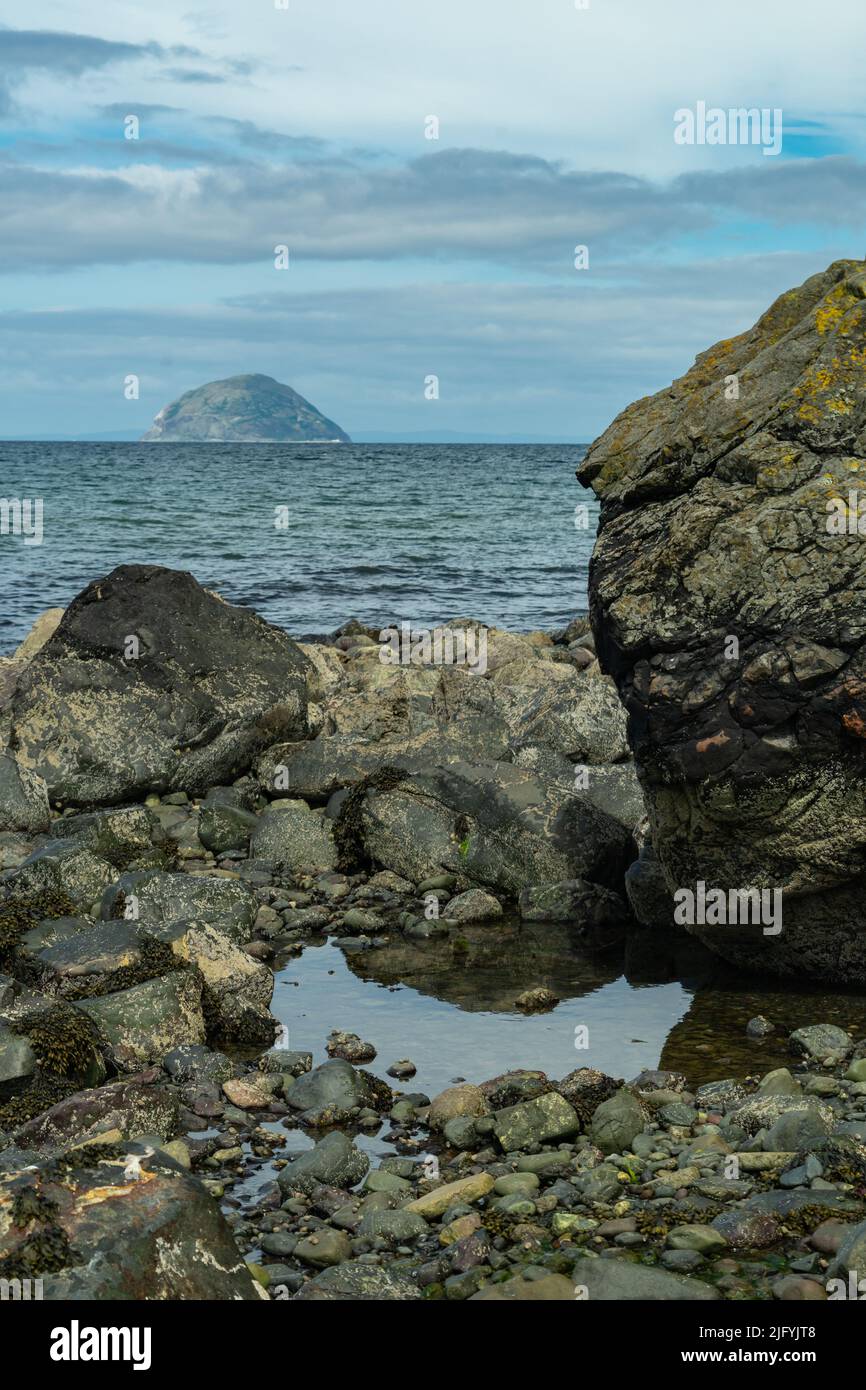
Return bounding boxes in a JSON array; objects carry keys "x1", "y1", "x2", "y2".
[{"x1": 140, "y1": 373, "x2": 351, "y2": 443}]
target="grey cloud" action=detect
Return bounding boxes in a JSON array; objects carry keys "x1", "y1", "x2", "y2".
[
  {"x1": 99, "y1": 103, "x2": 186, "y2": 118},
  {"x1": 0, "y1": 147, "x2": 864, "y2": 272},
  {"x1": 0, "y1": 28, "x2": 199, "y2": 73},
  {"x1": 0, "y1": 27, "x2": 239, "y2": 119},
  {"x1": 161, "y1": 68, "x2": 226, "y2": 85}
]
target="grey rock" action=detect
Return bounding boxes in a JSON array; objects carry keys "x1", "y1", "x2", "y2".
[
  {"x1": 292, "y1": 1259, "x2": 421, "y2": 1300},
  {"x1": 357, "y1": 757, "x2": 633, "y2": 896},
  {"x1": 5, "y1": 565, "x2": 309, "y2": 804},
  {"x1": 100, "y1": 870, "x2": 258, "y2": 942},
  {"x1": 579, "y1": 257, "x2": 866, "y2": 983},
  {"x1": 77, "y1": 971, "x2": 206, "y2": 1071},
  {"x1": 590, "y1": 1089, "x2": 647, "y2": 1154},
  {"x1": 277, "y1": 1131, "x2": 369, "y2": 1195},
  {"x1": 0, "y1": 753, "x2": 50, "y2": 834},
  {"x1": 50, "y1": 806, "x2": 160, "y2": 868},
  {"x1": 9, "y1": 839, "x2": 114, "y2": 907},
  {"x1": 251, "y1": 800, "x2": 337, "y2": 875},
  {"x1": 492, "y1": 1092, "x2": 580, "y2": 1150},
  {"x1": 518, "y1": 878, "x2": 630, "y2": 931},
  {"x1": 570, "y1": 1257, "x2": 719, "y2": 1301},
  {"x1": 357, "y1": 1208, "x2": 428, "y2": 1240},
  {"x1": 790, "y1": 1024, "x2": 852, "y2": 1058}
]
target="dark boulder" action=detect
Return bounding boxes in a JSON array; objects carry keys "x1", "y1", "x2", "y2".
[
  {"x1": 579, "y1": 259, "x2": 866, "y2": 982},
  {"x1": 4, "y1": 565, "x2": 310, "y2": 805},
  {"x1": 0, "y1": 1142, "x2": 262, "y2": 1298}
]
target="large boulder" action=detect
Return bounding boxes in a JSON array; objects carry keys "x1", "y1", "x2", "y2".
[
  {"x1": 353, "y1": 757, "x2": 633, "y2": 895},
  {"x1": 100, "y1": 870, "x2": 258, "y2": 943},
  {"x1": 0, "y1": 1143, "x2": 262, "y2": 1298},
  {"x1": 250, "y1": 799, "x2": 338, "y2": 874},
  {"x1": 153, "y1": 920, "x2": 276, "y2": 1045},
  {"x1": 2, "y1": 565, "x2": 310, "y2": 805},
  {"x1": 8, "y1": 1073, "x2": 179, "y2": 1153},
  {"x1": 77, "y1": 972, "x2": 206, "y2": 1071},
  {"x1": 579, "y1": 259, "x2": 866, "y2": 983}
]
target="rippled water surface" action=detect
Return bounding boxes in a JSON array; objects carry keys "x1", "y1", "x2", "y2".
[{"x1": 0, "y1": 441, "x2": 592, "y2": 651}]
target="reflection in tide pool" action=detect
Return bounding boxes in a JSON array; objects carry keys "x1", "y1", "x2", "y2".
[{"x1": 268, "y1": 920, "x2": 866, "y2": 1099}]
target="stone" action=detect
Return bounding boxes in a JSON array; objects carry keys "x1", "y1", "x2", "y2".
[
  {"x1": 727, "y1": 1094, "x2": 833, "y2": 1138},
  {"x1": 518, "y1": 878, "x2": 630, "y2": 932},
  {"x1": 0, "y1": 1144, "x2": 263, "y2": 1299},
  {"x1": 570, "y1": 1257, "x2": 719, "y2": 1301},
  {"x1": 163, "y1": 1044, "x2": 233, "y2": 1084},
  {"x1": 790, "y1": 1024, "x2": 852, "y2": 1058},
  {"x1": 100, "y1": 870, "x2": 258, "y2": 943},
  {"x1": 326, "y1": 1030, "x2": 376, "y2": 1063},
  {"x1": 356, "y1": 757, "x2": 633, "y2": 897},
  {"x1": 579, "y1": 258, "x2": 866, "y2": 983},
  {"x1": 471, "y1": 1273, "x2": 576, "y2": 1301},
  {"x1": 712, "y1": 1209, "x2": 780, "y2": 1249},
  {"x1": 508, "y1": 674, "x2": 630, "y2": 764},
  {"x1": 590, "y1": 1089, "x2": 647, "y2": 1154},
  {"x1": 10, "y1": 840, "x2": 114, "y2": 908},
  {"x1": 285, "y1": 1059, "x2": 386, "y2": 1120},
  {"x1": 386, "y1": 1059, "x2": 416, "y2": 1079},
  {"x1": 277, "y1": 1131, "x2": 369, "y2": 1196},
  {"x1": 49, "y1": 806, "x2": 160, "y2": 869},
  {"x1": 4, "y1": 565, "x2": 309, "y2": 804},
  {"x1": 357, "y1": 1208, "x2": 428, "y2": 1241},
  {"x1": 251, "y1": 800, "x2": 337, "y2": 875},
  {"x1": 294, "y1": 1230, "x2": 352, "y2": 1268},
  {"x1": 35, "y1": 920, "x2": 144, "y2": 994},
  {"x1": 292, "y1": 1260, "x2": 421, "y2": 1300},
  {"x1": 198, "y1": 791, "x2": 259, "y2": 855},
  {"x1": 9, "y1": 1075, "x2": 179, "y2": 1154},
  {"x1": 0, "y1": 753, "x2": 50, "y2": 834},
  {"x1": 514, "y1": 987, "x2": 559, "y2": 1013},
  {"x1": 155, "y1": 920, "x2": 276, "y2": 1043},
  {"x1": 77, "y1": 972, "x2": 205, "y2": 1071},
  {"x1": 258, "y1": 1048, "x2": 312, "y2": 1077},
  {"x1": 405, "y1": 1171, "x2": 495, "y2": 1219},
  {"x1": 747, "y1": 1015, "x2": 775, "y2": 1038},
  {"x1": 493, "y1": 1092, "x2": 580, "y2": 1150},
  {"x1": 667, "y1": 1224, "x2": 728, "y2": 1254},
  {"x1": 222, "y1": 1077, "x2": 273, "y2": 1110},
  {"x1": 442, "y1": 889, "x2": 503, "y2": 923},
  {"x1": 428, "y1": 1084, "x2": 488, "y2": 1130}
]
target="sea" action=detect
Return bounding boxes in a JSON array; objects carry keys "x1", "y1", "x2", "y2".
[{"x1": 0, "y1": 441, "x2": 595, "y2": 653}]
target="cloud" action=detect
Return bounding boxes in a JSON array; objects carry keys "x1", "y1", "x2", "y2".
[
  {"x1": 0, "y1": 26, "x2": 219, "y2": 118},
  {"x1": 0, "y1": 145, "x2": 864, "y2": 273}
]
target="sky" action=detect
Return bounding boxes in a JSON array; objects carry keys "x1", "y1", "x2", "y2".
[{"x1": 2, "y1": 0, "x2": 866, "y2": 439}]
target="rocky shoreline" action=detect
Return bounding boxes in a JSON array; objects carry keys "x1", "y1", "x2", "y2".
[{"x1": 0, "y1": 562, "x2": 863, "y2": 1300}]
